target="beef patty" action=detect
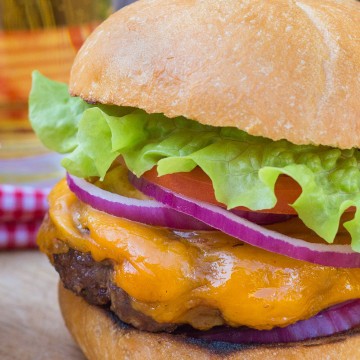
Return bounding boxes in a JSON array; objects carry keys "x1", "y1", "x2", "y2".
[{"x1": 53, "y1": 248, "x2": 178, "y2": 332}]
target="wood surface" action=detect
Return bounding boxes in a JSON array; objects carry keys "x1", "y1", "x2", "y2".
[{"x1": 0, "y1": 250, "x2": 85, "y2": 360}]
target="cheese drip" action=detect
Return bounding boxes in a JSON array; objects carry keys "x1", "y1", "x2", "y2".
[{"x1": 38, "y1": 179, "x2": 360, "y2": 331}]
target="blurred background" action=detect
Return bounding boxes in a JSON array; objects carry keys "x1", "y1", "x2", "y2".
[
  {"x1": 0, "y1": 3, "x2": 137, "y2": 359},
  {"x1": 0, "y1": 0, "x2": 136, "y2": 187},
  {"x1": 0, "y1": 0, "x2": 138, "y2": 255}
]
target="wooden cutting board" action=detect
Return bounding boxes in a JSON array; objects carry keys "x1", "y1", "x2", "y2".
[{"x1": 0, "y1": 250, "x2": 85, "y2": 360}]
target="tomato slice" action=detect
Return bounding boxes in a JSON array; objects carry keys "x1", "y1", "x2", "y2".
[{"x1": 142, "y1": 166, "x2": 302, "y2": 215}]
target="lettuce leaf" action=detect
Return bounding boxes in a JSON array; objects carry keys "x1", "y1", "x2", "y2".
[{"x1": 29, "y1": 73, "x2": 360, "y2": 250}]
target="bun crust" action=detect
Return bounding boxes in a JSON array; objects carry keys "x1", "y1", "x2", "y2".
[
  {"x1": 70, "y1": 0, "x2": 360, "y2": 149},
  {"x1": 59, "y1": 284, "x2": 360, "y2": 360}
]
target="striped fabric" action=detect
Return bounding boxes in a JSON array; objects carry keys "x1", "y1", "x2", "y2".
[
  {"x1": 0, "y1": 184, "x2": 49, "y2": 249},
  {"x1": 0, "y1": 23, "x2": 98, "y2": 105}
]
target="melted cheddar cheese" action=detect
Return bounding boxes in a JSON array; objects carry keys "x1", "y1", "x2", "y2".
[{"x1": 38, "y1": 179, "x2": 360, "y2": 331}]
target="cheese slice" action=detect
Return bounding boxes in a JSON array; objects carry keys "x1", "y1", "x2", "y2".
[{"x1": 38, "y1": 179, "x2": 360, "y2": 331}]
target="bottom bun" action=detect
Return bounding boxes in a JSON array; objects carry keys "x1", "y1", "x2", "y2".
[{"x1": 59, "y1": 283, "x2": 360, "y2": 360}]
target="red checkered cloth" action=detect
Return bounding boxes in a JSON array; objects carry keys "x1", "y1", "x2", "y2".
[{"x1": 0, "y1": 184, "x2": 50, "y2": 249}]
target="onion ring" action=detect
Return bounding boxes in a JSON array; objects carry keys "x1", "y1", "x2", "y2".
[
  {"x1": 66, "y1": 173, "x2": 210, "y2": 230},
  {"x1": 181, "y1": 299, "x2": 360, "y2": 344},
  {"x1": 129, "y1": 172, "x2": 360, "y2": 268}
]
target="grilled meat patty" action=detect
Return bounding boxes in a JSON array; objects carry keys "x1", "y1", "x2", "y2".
[{"x1": 53, "y1": 247, "x2": 177, "y2": 332}]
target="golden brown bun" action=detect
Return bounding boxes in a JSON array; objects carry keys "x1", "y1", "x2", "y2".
[
  {"x1": 59, "y1": 284, "x2": 360, "y2": 360},
  {"x1": 70, "y1": 0, "x2": 360, "y2": 149}
]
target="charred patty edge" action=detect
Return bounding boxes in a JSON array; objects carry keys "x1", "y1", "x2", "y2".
[{"x1": 53, "y1": 247, "x2": 177, "y2": 333}]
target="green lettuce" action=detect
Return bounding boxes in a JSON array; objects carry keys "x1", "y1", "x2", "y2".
[{"x1": 29, "y1": 72, "x2": 360, "y2": 250}]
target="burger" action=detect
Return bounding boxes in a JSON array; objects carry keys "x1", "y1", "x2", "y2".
[{"x1": 29, "y1": 0, "x2": 360, "y2": 359}]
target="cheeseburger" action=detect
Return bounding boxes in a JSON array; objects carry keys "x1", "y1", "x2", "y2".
[{"x1": 29, "y1": 0, "x2": 360, "y2": 359}]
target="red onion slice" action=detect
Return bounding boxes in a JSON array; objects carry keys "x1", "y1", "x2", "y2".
[
  {"x1": 181, "y1": 299, "x2": 360, "y2": 344},
  {"x1": 66, "y1": 173, "x2": 210, "y2": 230},
  {"x1": 230, "y1": 208, "x2": 294, "y2": 225},
  {"x1": 129, "y1": 173, "x2": 360, "y2": 268}
]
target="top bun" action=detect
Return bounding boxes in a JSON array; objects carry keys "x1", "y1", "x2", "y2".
[{"x1": 70, "y1": 0, "x2": 360, "y2": 149}]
